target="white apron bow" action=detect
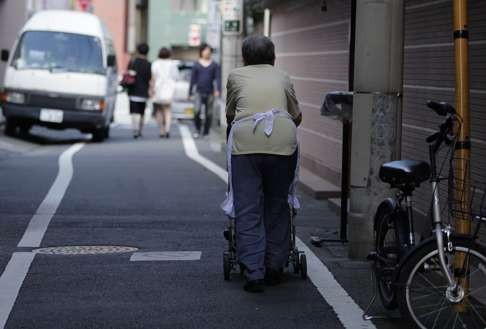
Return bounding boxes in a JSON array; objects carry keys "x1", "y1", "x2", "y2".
[{"x1": 221, "y1": 109, "x2": 300, "y2": 218}]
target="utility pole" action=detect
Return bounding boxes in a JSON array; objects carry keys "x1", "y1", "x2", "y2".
[
  {"x1": 452, "y1": 0, "x2": 471, "y2": 235},
  {"x1": 220, "y1": 0, "x2": 244, "y2": 131},
  {"x1": 452, "y1": 0, "x2": 471, "y2": 309},
  {"x1": 347, "y1": 0, "x2": 404, "y2": 259}
]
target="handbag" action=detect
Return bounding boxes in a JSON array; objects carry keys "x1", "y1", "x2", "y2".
[
  {"x1": 120, "y1": 59, "x2": 136, "y2": 88},
  {"x1": 120, "y1": 70, "x2": 136, "y2": 88}
]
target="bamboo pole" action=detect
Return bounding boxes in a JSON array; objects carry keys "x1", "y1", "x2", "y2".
[{"x1": 453, "y1": 0, "x2": 471, "y2": 310}]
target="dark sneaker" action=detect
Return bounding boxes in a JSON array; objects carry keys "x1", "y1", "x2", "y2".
[
  {"x1": 243, "y1": 279, "x2": 265, "y2": 293},
  {"x1": 264, "y1": 268, "x2": 283, "y2": 286}
]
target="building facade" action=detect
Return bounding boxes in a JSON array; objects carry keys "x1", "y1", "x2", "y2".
[
  {"x1": 89, "y1": 0, "x2": 131, "y2": 72},
  {"x1": 0, "y1": 0, "x2": 73, "y2": 87},
  {"x1": 148, "y1": 0, "x2": 209, "y2": 60}
]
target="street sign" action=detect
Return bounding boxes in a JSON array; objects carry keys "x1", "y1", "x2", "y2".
[
  {"x1": 221, "y1": 0, "x2": 243, "y2": 35},
  {"x1": 77, "y1": 0, "x2": 91, "y2": 11}
]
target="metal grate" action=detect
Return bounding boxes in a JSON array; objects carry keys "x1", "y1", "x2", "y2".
[
  {"x1": 29, "y1": 93, "x2": 77, "y2": 110},
  {"x1": 33, "y1": 246, "x2": 139, "y2": 255}
]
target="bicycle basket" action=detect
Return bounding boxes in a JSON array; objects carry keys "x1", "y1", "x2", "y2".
[{"x1": 448, "y1": 157, "x2": 486, "y2": 239}]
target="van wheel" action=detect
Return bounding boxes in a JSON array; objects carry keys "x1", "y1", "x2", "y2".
[
  {"x1": 19, "y1": 125, "x2": 31, "y2": 137},
  {"x1": 92, "y1": 128, "x2": 105, "y2": 142},
  {"x1": 104, "y1": 125, "x2": 110, "y2": 139},
  {"x1": 5, "y1": 119, "x2": 17, "y2": 137}
]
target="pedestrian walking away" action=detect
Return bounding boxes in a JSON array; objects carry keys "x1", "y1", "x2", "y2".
[
  {"x1": 151, "y1": 47, "x2": 179, "y2": 138},
  {"x1": 127, "y1": 43, "x2": 152, "y2": 139},
  {"x1": 222, "y1": 36, "x2": 303, "y2": 293},
  {"x1": 189, "y1": 43, "x2": 221, "y2": 138}
]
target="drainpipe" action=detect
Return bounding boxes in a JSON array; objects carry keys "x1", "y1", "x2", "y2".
[
  {"x1": 126, "y1": 0, "x2": 137, "y2": 54},
  {"x1": 347, "y1": 0, "x2": 404, "y2": 259},
  {"x1": 263, "y1": 9, "x2": 271, "y2": 37}
]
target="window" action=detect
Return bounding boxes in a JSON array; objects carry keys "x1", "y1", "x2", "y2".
[
  {"x1": 170, "y1": 0, "x2": 208, "y2": 13},
  {"x1": 12, "y1": 31, "x2": 105, "y2": 74}
]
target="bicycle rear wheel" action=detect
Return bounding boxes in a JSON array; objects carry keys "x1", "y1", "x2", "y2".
[
  {"x1": 375, "y1": 211, "x2": 400, "y2": 310},
  {"x1": 397, "y1": 237, "x2": 486, "y2": 329}
]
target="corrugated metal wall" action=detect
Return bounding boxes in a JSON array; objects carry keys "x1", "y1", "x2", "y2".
[{"x1": 271, "y1": 0, "x2": 351, "y2": 187}]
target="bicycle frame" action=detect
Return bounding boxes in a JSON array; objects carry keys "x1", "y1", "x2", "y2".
[
  {"x1": 428, "y1": 142, "x2": 459, "y2": 292},
  {"x1": 390, "y1": 113, "x2": 461, "y2": 297}
]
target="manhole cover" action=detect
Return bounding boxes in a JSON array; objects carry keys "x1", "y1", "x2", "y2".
[{"x1": 33, "y1": 246, "x2": 139, "y2": 255}]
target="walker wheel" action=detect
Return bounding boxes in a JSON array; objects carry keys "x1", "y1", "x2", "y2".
[
  {"x1": 293, "y1": 255, "x2": 300, "y2": 274},
  {"x1": 299, "y1": 254, "x2": 307, "y2": 279},
  {"x1": 223, "y1": 252, "x2": 231, "y2": 281}
]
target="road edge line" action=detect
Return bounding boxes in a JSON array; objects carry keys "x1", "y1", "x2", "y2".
[
  {"x1": 0, "y1": 252, "x2": 35, "y2": 328},
  {"x1": 178, "y1": 125, "x2": 227, "y2": 183},
  {"x1": 18, "y1": 143, "x2": 85, "y2": 248}
]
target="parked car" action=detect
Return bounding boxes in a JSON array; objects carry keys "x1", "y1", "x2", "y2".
[
  {"x1": 171, "y1": 61, "x2": 194, "y2": 120},
  {"x1": 0, "y1": 10, "x2": 118, "y2": 142}
]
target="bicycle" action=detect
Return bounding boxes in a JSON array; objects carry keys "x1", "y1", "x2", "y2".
[{"x1": 368, "y1": 100, "x2": 486, "y2": 328}]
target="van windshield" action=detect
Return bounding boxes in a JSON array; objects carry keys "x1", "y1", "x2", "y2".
[{"x1": 11, "y1": 31, "x2": 104, "y2": 74}]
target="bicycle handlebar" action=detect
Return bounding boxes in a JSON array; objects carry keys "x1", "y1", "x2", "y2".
[
  {"x1": 426, "y1": 101, "x2": 456, "y2": 117},
  {"x1": 425, "y1": 101, "x2": 457, "y2": 153}
]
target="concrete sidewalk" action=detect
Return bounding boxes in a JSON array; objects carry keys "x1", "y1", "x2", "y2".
[{"x1": 295, "y1": 194, "x2": 406, "y2": 329}]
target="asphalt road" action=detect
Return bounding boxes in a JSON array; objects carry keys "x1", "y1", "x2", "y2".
[{"x1": 0, "y1": 123, "x2": 351, "y2": 329}]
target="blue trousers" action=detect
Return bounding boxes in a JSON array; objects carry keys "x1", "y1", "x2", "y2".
[
  {"x1": 194, "y1": 93, "x2": 214, "y2": 135},
  {"x1": 231, "y1": 151, "x2": 297, "y2": 281}
]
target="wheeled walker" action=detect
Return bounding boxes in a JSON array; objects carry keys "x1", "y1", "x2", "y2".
[{"x1": 223, "y1": 207, "x2": 307, "y2": 281}]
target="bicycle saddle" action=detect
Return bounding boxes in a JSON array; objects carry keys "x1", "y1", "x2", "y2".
[{"x1": 379, "y1": 160, "x2": 430, "y2": 188}]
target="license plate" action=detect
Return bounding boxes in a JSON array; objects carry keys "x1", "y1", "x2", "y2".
[
  {"x1": 40, "y1": 109, "x2": 63, "y2": 123},
  {"x1": 184, "y1": 107, "x2": 194, "y2": 116}
]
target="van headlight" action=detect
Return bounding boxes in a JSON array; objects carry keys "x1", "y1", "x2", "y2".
[
  {"x1": 5, "y1": 91, "x2": 26, "y2": 104},
  {"x1": 80, "y1": 98, "x2": 105, "y2": 111}
]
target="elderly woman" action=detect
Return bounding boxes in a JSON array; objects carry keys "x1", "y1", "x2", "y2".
[{"x1": 223, "y1": 36, "x2": 302, "y2": 293}]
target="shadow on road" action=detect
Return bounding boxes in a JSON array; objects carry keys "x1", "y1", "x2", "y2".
[{"x1": 14, "y1": 132, "x2": 90, "y2": 145}]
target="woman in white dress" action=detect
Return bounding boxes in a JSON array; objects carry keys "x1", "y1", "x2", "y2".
[{"x1": 151, "y1": 47, "x2": 179, "y2": 138}]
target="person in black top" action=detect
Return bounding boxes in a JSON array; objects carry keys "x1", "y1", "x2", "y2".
[
  {"x1": 189, "y1": 43, "x2": 221, "y2": 138},
  {"x1": 127, "y1": 43, "x2": 152, "y2": 139}
]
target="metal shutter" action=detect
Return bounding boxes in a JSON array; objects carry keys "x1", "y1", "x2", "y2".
[{"x1": 270, "y1": 0, "x2": 351, "y2": 186}]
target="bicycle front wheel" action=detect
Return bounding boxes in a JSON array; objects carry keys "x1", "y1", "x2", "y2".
[{"x1": 397, "y1": 237, "x2": 486, "y2": 329}]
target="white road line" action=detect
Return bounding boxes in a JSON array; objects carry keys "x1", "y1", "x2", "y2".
[
  {"x1": 0, "y1": 253, "x2": 35, "y2": 328},
  {"x1": 295, "y1": 239, "x2": 377, "y2": 329},
  {"x1": 0, "y1": 144, "x2": 84, "y2": 328},
  {"x1": 179, "y1": 125, "x2": 376, "y2": 329},
  {"x1": 178, "y1": 125, "x2": 228, "y2": 184},
  {"x1": 18, "y1": 143, "x2": 84, "y2": 248},
  {"x1": 130, "y1": 251, "x2": 202, "y2": 262}
]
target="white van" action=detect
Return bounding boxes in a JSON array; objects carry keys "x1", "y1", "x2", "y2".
[{"x1": 0, "y1": 10, "x2": 118, "y2": 142}]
